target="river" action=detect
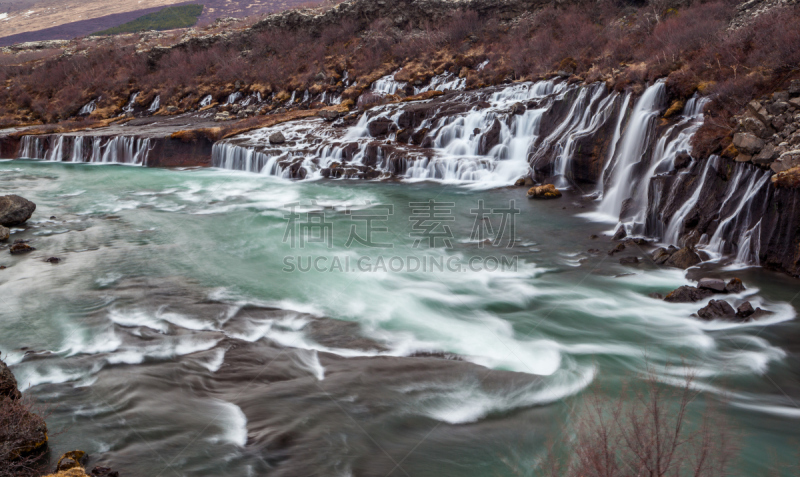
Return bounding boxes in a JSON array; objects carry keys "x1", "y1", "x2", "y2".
[{"x1": 1, "y1": 159, "x2": 799, "y2": 476}]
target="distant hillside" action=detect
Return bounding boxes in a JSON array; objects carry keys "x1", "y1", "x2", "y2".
[
  {"x1": 92, "y1": 4, "x2": 204, "y2": 35},
  {"x1": 0, "y1": 0, "x2": 315, "y2": 46}
]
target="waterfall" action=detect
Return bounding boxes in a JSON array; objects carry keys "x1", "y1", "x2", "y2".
[
  {"x1": 199, "y1": 95, "x2": 213, "y2": 108},
  {"x1": 662, "y1": 156, "x2": 720, "y2": 245},
  {"x1": 122, "y1": 92, "x2": 139, "y2": 114},
  {"x1": 148, "y1": 95, "x2": 161, "y2": 113},
  {"x1": 227, "y1": 92, "x2": 242, "y2": 104},
  {"x1": 18, "y1": 135, "x2": 152, "y2": 165},
  {"x1": 597, "y1": 81, "x2": 666, "y2": 218},
  {"x1": 371, "y1": 72, "x2": 406, "y2": 95},
  {"x1": 79, "y1": 98, "x2": 98, "y2": 116}
]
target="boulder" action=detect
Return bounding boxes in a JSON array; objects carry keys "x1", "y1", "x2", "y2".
[
  {"x1": 697, "y1": 299, "x2": 737, "y2": 320},
  {"x1": 612, "y1": 225, "x2": 627, "y2": 241},
  {"x1": 0, "y1": 195, "x2": 36, "y2": 226},
  {"x1": 10, "y1": 242, "x2": 35, "y2": 254},
  {"x1": 766, "y1": 101, "x2": 789, "y2": 116},
  {"x1": 0, "y1": 225, "x2": 8, "y2": 241},
  {"x1": 770, "y1": 150, "x2": 800, "y2": 173},
  {"x1": 752, "y1": 144, "x2": 777, "y2": 166},
  {"x1": 736, "y1": 301, "x2": 754, "y2": 319},
  {"x1": 732, "y1": 132, "x2": 764, "y2": 155},
  {"x1": 742, "y1": 117, "x2": 770, "y2": 139},
  {"x1": 652, "y1": 247, "x2": 672, "y2": 264},
  {"x1": 608, "y1": 243, "x2": 625, "y2": 255},
  {"x1": 268, "y1": 131, "x2": 286, "y2": 144},
  {"x1": 663, "y1": 246, "x2": 702, "y2": 269},
  {"x1": 664, "y1": 286, "x2": 714, "y2": 303},
  {"x1": 56, "y1": 451, "x2": 87, "y2": 471},
  {"x1": 771, "y1": 165, "x2": 800, "y2": 188},
  {"x1": 619, "y1": 256, "x2": 639, "y2": 265},
  {"x1": 725, "y1": 278, "x2": 746, "y2": 294},
  {"x1": 750, "y1": 307, "x2": 774, "y2": 320},
  {"x1": 0, "y1": 358, "x2": 21, "y2": 400},
  {"x1": 90, "y1": 466, "x2": 120, "y2": 477},
  {"x1": 527, "y1": 184, "x2": 562, "y2": 199},
  {"x1": 318, "y1": 109, "x2": 344, "y2": 121},
  {"x1": 510, "y1": 102, "x2": 526, "y2": 115},
  {"x1": 697, "y1": 278, "x2": 726, "y2": 292}
]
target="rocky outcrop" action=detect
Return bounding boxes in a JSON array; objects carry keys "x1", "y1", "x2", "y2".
[
  {"x1": 662, "y1": 246, "x2": 702, "y2": 269},
  {"x1": 527, "y1": 184, "x2": 562, "y2": 199},
  {"x1": 0, "y1": 195, "x2": 36, "y2": 226},
  {"x1": 0, "y1": 358, "x2": 21, "y2": 400},
  {"x1": 0, "y1": 357, "x2": 49, "y2": 468},
  {"x1": 729, "y1": 86, "x2": 800, "y2": 170},
  {"x1": 42, "y1": 450, "x2": 120, "y2": 477},
  {"x1": 663, "y1": 278, "x2": 746, "y2": 303}
]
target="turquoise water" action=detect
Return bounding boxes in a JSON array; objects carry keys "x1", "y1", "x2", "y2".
[{"x1": 1, "y1": 160, "x2": 799, "y2": 476}]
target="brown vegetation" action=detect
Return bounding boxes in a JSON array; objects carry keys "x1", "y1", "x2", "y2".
[
  {"x1": 511, "y1": 368, "x2": 737, "y2": 477},
  {"x1": 0, "y1": 0, "x2": 797, "y2": 158}
]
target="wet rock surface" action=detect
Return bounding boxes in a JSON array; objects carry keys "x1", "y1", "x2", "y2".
[
  {"x1": 527, "y1": 184, "x2": 562, "y2": 199},
  {"x1": 0, "y1": 195, "x2": 36, "y2": 226}
]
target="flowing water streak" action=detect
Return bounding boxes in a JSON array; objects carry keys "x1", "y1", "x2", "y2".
[
  {"x1": 597, "y1": 81, "x2": 666, "y2": 218},
  {"x1": 148, "y1": 95, "x2": 161, "y2": 113},
  {"x1": 18, "y1": 135, "x2": 152, "y2": 165},
  {"x1": 122, "y1": 92, "x2": 139, "y2": 114},
  {"x1": 79, "y1": 98, "x2": 98, "y2": 116},
  {"x1": 662, "y1": 155, "x2": 720, "y2": 245},
  {"x1": 703, "y1": 165, "x2": 771, "y2": 262}
]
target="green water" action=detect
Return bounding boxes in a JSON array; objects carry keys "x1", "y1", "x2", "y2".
[{"x1": 1, "y1": 160, "x2": 799, "y2": 476}]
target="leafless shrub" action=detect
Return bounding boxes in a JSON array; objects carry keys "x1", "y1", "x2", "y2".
[
  {"x1": 0, "y1": 395, "x2": 50, "y2": 477},
  {"x1": 530, "y1": 366, "x2": 737, "y2": 477}
]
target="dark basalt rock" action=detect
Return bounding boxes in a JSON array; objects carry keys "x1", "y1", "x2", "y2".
[
  {"x1": 612, "y1": 225, "x2": 627, "y2": 241},
  {"x1": 91, "y1": 466, "x2": 120, "y2": 477},
  {"x1": 268, "y1": 131, "x2": 286, "y2": 144},
  {"x1": 664, "y1": 286, "x2": 714, "y2": 303},
  {"x1": 367, "y1": 117, "x2": 396, "y2": 137},
  {"x1": 697, "y1": 299, "x2": 737, "y2": 320},
  {"x1": 725, "y1": 278, "x2": 746, "y2": 294},
  {"x1": 478, "y1": 118, "x2": 501, "y2": 155},
  {"x1": 619, "y1": 256, "x2": 639, "y2": 265},
  {"x1": 45, "y1": 257, "x2": 61, "y2": 264},
  {"x1": 608, "y1": 243, "x2": 625, "y2": 255},
  {"x1": 0, "y1": 195, "x2": 36, "y2": 226},
  {"x1": 9, "y1": 242, "x2": 35, "y2": 255},
  {"x1": 664, "y1": 246, "x2": 702, "y2": 269},
  {"x1": 56, "y1": 450, "x2": 87, "y2": 471},
  {"x1": 737, "y1": 301, "x2": 755, "y2": 318},
  {"x1": 698, "y1": 278, "x2": 726, "y2": 292},
  {"x1": 651, "y1": 246, "x2": 677, "y2": 265}
]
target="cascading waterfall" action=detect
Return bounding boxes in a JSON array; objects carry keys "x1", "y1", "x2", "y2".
[
  {"x1": 18, "y1": 135, "x2": 152, "y2": 165},
  {"x1": 148, "y1": 95, "x2": 161, "y2": 113},
  {"x1": 79, "y1": 98, "x2": 99, "y2": 116},
  {"x1": 227, "y1": 92, "x2": 242, "y2": 104},
  {"x1": 122, "y1": 92, "x2": 139, "y2": 114},
  {"x1": 12, "y1": 72, "x2": 782, "y2": 269},
  {"x1": 199, "y1": 95, "x2": 213, "y2": 107},
  {"x1": 597, "y1": 81, "x2": 666, "y2": 218}
]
